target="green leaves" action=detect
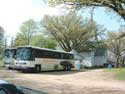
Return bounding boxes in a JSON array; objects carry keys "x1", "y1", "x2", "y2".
[
  {"x1": 14, "y1": 19, "x2": 57, "y2": 49},
  {"x1": 0, "y1": 27, "x2": 4, "y2": 59},
  {"x1": 19, "y1": 19, "x2": 38, "y2": 45},
  {"x1": 30, "y1": 35, "x2": 57, "y2": 49}
]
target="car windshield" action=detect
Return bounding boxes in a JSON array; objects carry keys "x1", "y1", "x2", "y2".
[
  {"x1": 1, "y1": 84, "x2": 23, "y2": 94},
  {"x1": 17, "y1": 86, "x2": 47, "y2": 94}
]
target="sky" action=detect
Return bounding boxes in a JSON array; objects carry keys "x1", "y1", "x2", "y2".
[
  {"x1": 80, "y1": 7, "x2": 125, "y2": 31},
  {"x1": 0, "y1": 0, "x2": 61, "y2": 37},
  {"x1": 0, "y1": 0, "x2": 124, "y2": 38}
]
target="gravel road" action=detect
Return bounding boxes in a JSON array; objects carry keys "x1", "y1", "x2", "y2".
[{"x1": 0, "y1": 69, "x2": 125, "y2": 94}]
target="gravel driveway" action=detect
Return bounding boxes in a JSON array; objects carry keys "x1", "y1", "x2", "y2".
[{"x1": 0, "y1": 68, "x2": 125, "y2": 94}]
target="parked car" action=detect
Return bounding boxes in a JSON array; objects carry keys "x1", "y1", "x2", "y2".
[{"x1": 0, "y1": 80, "x2": 47, "y2": 94}]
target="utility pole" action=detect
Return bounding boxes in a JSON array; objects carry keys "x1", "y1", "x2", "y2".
[{"x1": 90, "y1": 7, "x2": 98, "y2": 42}]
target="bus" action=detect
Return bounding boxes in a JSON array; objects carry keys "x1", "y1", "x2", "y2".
[
  {"x1": 15, "y1": 46, "x2": 75, "y2": 72},
  {"x1": 3, "y1": 48, "x2": 16, "y2": 69}
]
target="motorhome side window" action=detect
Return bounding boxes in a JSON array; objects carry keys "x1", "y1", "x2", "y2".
[
  {"x1": 52, "y1": 52, "x2": 59, "y2": 59},
  {"x1": 43, "y1": 50, "x2": 50, "y2": 58},
  {"x1": 63, "y1": 53, "x2": 69, "y2": 59},
  {"x1": 69, "y1": 54, "x2": 73, "y2": 59}
]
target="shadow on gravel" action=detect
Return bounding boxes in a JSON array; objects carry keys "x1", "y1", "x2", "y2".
[
  {"x1": 2, "y1": 68, "x2": 105, "y2": 76},
  {"x1": 21, "y1": 69, "x2": 89, "y2": 75}
]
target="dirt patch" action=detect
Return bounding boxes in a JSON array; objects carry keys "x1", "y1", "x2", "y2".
[{"x1": 0, "y1": 69, "x2": 125, "y2": 94}]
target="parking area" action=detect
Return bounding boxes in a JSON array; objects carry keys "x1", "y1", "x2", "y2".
[{"x1": 0, "y1": 68, "x2": 125, "y2": 94}]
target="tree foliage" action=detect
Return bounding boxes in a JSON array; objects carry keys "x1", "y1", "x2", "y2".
[
  {"x1": 14, "y1": 19, "x2": 57, "y2": 49},
  {"x1": 42, "y1": 12, "x2": 103, "y2": 52},
  {"x1": 14, "y1": 33, "x2": 57, "y2": 49},
  {"x1": 30, "y1": 34, "x2": 57, "y2": 49},
  {"x1": 0, "y1": 26, "x2": 4, "y2": 59},
  {"x1": 49, "y1": 0, "x2": 125, "y2": 20},
  {"x1": 0, "y1": 27, "x2": 4, "y2": 46},
  {"x1": 19, "y1": 19, "x2": 38, "y2": 45},
  {"x1": 14, "y1": 32, "x2": 26, "y2": 46},
  {"x1": 107, "y1": 31, "x2": 125, "y2": 67}
]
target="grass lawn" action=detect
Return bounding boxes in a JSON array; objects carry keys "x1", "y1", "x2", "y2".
[
  {"x1": 107, "y1": 68, "x2": 125, "y2": 80},
  {"x1": 0, "y1": 59, "x2": 4, "y2": 67}
]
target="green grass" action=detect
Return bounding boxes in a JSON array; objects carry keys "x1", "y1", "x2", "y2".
[
  {"x1": 0, "y1": 59, "x2": 4, "y2": 67},
  {"x1": 107, "y1": 68, "x2": 125, "y2": 80}
]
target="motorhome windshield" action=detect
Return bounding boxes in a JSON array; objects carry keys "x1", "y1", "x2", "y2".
[
  {"x1": 16, "y1": 48, "x2": 31, "y2": 61},
  {"x1": 4, "y1": 49, "x2": 10, "y2": 58}
]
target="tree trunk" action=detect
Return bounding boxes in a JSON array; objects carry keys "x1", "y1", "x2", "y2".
[
  {"x1": 121, "y1": 12, "x2": 125, "y2": 21},
  {"x1": 116, "y1": 57, "x2": 120, "y2": 68},
  {"x1": 121, "y1": 58, "x2": 125, "y2": 67}
]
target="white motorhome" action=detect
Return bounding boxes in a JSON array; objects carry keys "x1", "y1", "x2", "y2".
[
  {"x1": 3, "y1": 48, "x2": 16, "y2": 69},
  {"x1": 15, "y1": 46, "x2": 75, "y2": 72}
]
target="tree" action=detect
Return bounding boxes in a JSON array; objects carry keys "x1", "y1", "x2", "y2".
[
  {"x1": 10, "y1": 37, "x2": 14, "y2": 47},
  {"x1": 118, "y1": 28, "x2": 125, "y2": 38},
  {"x1": 30, "y1": 34, "x2": 57, "y2": 49},
  {"x1": 19, "y1": 19, "x2": 38, "y2": 45},
  {"x1": 0, "y1": 26, "x2": 4, "y2": 59},
  {"x1": 14, "y1": 19, "x2": 57, "y2": 49},
  {"x1": 0, "y1": 27, "x2": 4, "y2": 46},
  {"x1": 42, "y1": 12, "x2": 102, "y2": 52},
  {"x1": 14, "y1": 33, "x2": 57, "y2": 49},
  {"x1": 13, "y1": 33, "x2": 26, "y2": 46},
  {"x1": 107, "y1": 31, "x2": 125, "y2": 67},
  {"x1": 49, "y1": 0, "x2": 125, "y2": 21}
]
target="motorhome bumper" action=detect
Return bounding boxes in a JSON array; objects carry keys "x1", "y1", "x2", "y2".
[{"x1": 15, "y1": 66, "x2": 35, "y2": 71}]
